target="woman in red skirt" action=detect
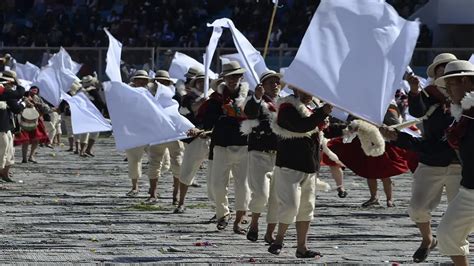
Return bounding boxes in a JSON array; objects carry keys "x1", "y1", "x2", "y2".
[
  {"x1": 322, "y1": 104, "x2": 418, "y2": 207},
  {"x1": 14, "y1": 86, "x2": 50, "y2": 163}
]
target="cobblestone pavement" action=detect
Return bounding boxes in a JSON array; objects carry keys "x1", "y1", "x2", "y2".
[{"x1": 0, "y1": 138, "x2": 472, "y2": 264}]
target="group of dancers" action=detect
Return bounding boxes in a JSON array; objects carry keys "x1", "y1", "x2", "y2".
[{"x1": 1, "y1": 52, "x2": 473, "y2": 264}]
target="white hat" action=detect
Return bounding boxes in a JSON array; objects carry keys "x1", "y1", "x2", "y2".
[
  {"x1": 259, "y1": 70, "x2": 282, "y2": 83},
  {"x1": 221, "y1": 61, "x2": 246, "y2": 77},
  {"x1": 0, "y1": 70, "x2": 18, "y2": 84},
  {"x1": 184, "y1": 66, "x2": 200, "y2": 79},
  {"x1": 154, "y1": 70, "x2": 173, "y2": 83},
  {"x1": 81, "y1": 75, "x2": 94, "y2": 85},
  {"x1": 434, "y1": 60, "x2": 474, "y2": 87},
  {"x1": 130, "y1": 70, "x2": 151, "y2": 81},
  {"x1": 190, "y1": 70, "x2": 205, "y2": 88},
  {"x1": 426, "y1": 53, "x2": 457, "y2": 78}
]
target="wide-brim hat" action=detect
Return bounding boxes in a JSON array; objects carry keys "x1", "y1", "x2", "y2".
[
  {"x1": 184, "y1": 66, "x2": 200, "y2": 78},
  {"x1": 0, "y1": 70, "x2": 18, "y2": 84},
  {"x1": 427, "y1": 53, "x2": 457, "y2": 78},
  {"x1": 154, "y1": 70, "x2": 174, "y2": 83},
  {"x1": 259, "y1": 70, "x2": 282, "y2": 83},
  {"x1": 190, "y1": 70, "x2": 207, "y2": 88},
  {"x1": 434, "y1": 60, "x2": 474, "y2": 87},
  {"x1": 130, "y1": 70, "x2": 151, "y2": 81},
  {"x1": 81, "y1": 75, "x2": 94, "y2": 85},
  {"x1": 221, "y1": 61, "x2": 246, "y2": 77}
]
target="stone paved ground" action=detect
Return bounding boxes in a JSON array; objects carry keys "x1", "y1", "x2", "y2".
[{"x1": 0, "y1": 137, "x2": 472, "y2": 264}]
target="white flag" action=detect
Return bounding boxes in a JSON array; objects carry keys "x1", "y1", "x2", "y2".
[
  {"x1": 203, "y1": 26, "x2": 224, "y2": 97},
  {"x1": 62, "y1": 91, "x2": 112, "y2": 134},
  {"x1": 48, "y1": 47, "x2": 82, "y2": 75},
  {"x1": 205, "y1": 18, "x2": 262, "y2": 96},
  {"x1": 33, "y1": 66, "x2": 62, "y2": 107},
  {"x1": 284, "y1": 0, "x2": 419, "y2": 125},
  {"x1": 168, "y1": 52, "x2": 206, "y2": 81},
  {"x1": 104, "y1": 28, "x2": 123, "y2": 82},
  {"x1": 46, "y1": 48, "x2": 81, "y2": 92},
  {"x1": 103, "y1": 29, "x2": 192, "y2": 150},
  {"x1": 153, "y1": 83, "x2": 194, "y2": 144},
  {"x1": 15, "y1": 61, "x2": 40, "y2": 81},
  {"x1": 104, "y1": 82, "x2": 182, "y2": 151}
]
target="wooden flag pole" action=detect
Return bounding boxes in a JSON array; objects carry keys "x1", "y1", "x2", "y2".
[{"x1": 263, "y1": 1, "x2": 278, "y2": 59}]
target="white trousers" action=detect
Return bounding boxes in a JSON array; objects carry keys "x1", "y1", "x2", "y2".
[
  {"x1": 126, "y1": 144, "x2": 163, "y2": 180},
  {"x1": 408, "y1": 163, "x2": 462, "y2": 223},
  {"x1": 179, "y1": 138, "x2": 210, "y2": 185},
  {"x1": 211, "y1": 145, "x2": 250, "y2": 219},
  {"x1": 155, "y1": 141, "x2": 184, "y2": 177},
  {"x1": 437, "y1": 187, "x2": 474, "y2": 256},
  {"x1": 274, "y1": 167, "x2": 316, "y2": 224},
  {"x1": 207, "y1": 160, "x2": 214, "y2": 202},
  {"x1": 247, "y1": 150, "x2": 278, "y2": 224},
  {"x1": 75, "y1": 132, "x2": 100, "y2": 144},
  {"x1": 62, "y1": 115, "x2": 73, "y2": 138},
  {"x1": 44, "y1": 112, "x2": 61, "y2": 143},
  {"x1": 0, "y1": 131, "x2": 14, "y2": 168}
]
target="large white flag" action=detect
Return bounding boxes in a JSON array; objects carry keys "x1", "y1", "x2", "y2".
[
  {"x1": 104, "y1": 30, "x2": 193, "y2": 150},
  {"x1": 168, "y1": 52, "x2": 218, "y2": 82},
  {"x1": 284, "y1": 0, "x2": 419, "y2": 125},
  {"x1": 153, "y1": 83, "x2": 194, "y2": 144},
  {"x1": 15, "y1": 61, "x2": 40, "y2": 81},
  {"x1": 104, "y1": 82, "x2": 182, "y2": 151},
  {"x1": 220, "y1": 52, "x2": 268, "y2": 90},
  {"x1": 46, "y1": 47, "x2": 81, "y2": 92},
  {"x1": 104, "y1": 28, "x2": 123, "y2": 82},
  {"x1": 62, "y1": 91, "x2": 112, "y2": 134},
  {"x1": 203, "y1": 25, "x2": 224, "y2": 97},
  {"x1": 48, "y1": 47, "x2": 82, "y2": 75},
  {"x1": 204, "y1": 18, "x2": 262, "y2": 96},
  {"x1": 33, "y1": 66, "x2": 62, "y2": 107}
]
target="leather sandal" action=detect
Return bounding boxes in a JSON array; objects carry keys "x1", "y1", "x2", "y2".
[
  {"x1": 268, "y1": 243, "x2": 283, "y2": 255},
  {"x1": 413, "y1": 238, "x2": 438, "y2": 263},
  {"x1": 361, "y1": 198, "x2": 379, "y2": 207},
  {"x1": 296, "y1": 249, "x2": 322, "y2": 258},
  {"x1": 216, "y1": 214, "x2": 231, "y2": 230},
  {"x1": 246, "y1": 229, "x2": 258, "y2": 242}
]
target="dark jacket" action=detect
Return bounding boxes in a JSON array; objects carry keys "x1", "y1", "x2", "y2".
[
  {"x1": 199, "y1": 82, "x2": 251, "y2": 147},
  {"x1": 405, "y1": 88, "x2": 457, "y2": 166},
  {"x1": 459, "y1": 115, "x2": 474, "y2": 189},
  {"x1": 87, "y1": 88, "x2": 109, "y2": 118},
  {"x1": 0, "y1": 86, "x2": 26, "y2": 133},
  {"x1": 445, "y1": 93, "x2": 474, "y2": 189},
  {"x1": 180, "y1": 90, "x2": 206, "y2": 144},
  {"x1": 272, "y1": 95, "x2": 328, "y2": 173},
  {"x1": 242, "y1": 94, "x2": 278, "y2": 152}
]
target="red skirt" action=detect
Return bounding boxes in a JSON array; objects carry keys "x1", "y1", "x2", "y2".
[
  {"x1": 321, "y1": 137, "x2": 418, "y2": 179},
  {"x1": 14, "y1": 119, "x2": 50, "y2": 146}
]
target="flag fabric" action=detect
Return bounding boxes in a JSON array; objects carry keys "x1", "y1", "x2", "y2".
[
  {"x1": 204, "y1": 18, "x2": 263, "y2": 96},
  {"x1": 62, "y1": 91, "x2": 112, "y2": 134},
  {"x1": 168, "y1": 52, "x2": 217, "y2": 82},
  {"x1": 104, "y1": 28, "x2": 123, "y2": 82},
  {"x1": 48, "y1": 47, "x2": 82, "y2": 75},
  {"x1": 103, "y1": 30, "x2": 193, "y2": 151},
  {"x1": 15, "y1": 61, "x2": 40, "y2": 81},
  {"x1": 283, "y1": 0, "x2": 420, "y2": 125},
  {"x1": 33, "y1": 66, "x2": 62, "y2": 106}
]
